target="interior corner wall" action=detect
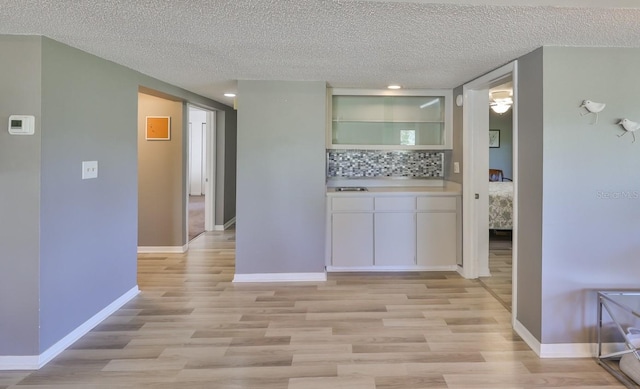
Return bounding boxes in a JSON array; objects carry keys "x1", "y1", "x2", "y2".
[
  {"x1": 138, "y1": 93, "x2": 185, "y2": 247},
  {"x1": 235, "y1": 80, "x2": 326, "y2": 274},
  {"x1": 515, "y1": 47, "x2": 544, "y2": 342},
  {"x1": 1, "y1": 34, "x2": 234, "y2": 362},
  {"x1": 540, "y1": 47, "x2": 640, "y2": 344},
  {"x1": 0, "y1": 35, "x2": 42, "y2": 356},
  {"x1": 38, "y1": 37, "x2": 139, "y2": 352}
]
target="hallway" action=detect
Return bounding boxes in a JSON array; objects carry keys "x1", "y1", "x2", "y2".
[{"x1": 0, "y1": 230, "x2": 621, "y2": 388}]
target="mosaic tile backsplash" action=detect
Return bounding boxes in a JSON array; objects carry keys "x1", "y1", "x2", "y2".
[{"x1": 327, "y1": 150, "x2": 443, "y2": 178}]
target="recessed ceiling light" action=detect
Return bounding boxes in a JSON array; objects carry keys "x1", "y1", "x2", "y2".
[
  {"x1": 387, "y1": 85, "x2": 401, "y2": 90},
  {"x1": 224, "y1": 93, "x2": 236, "y2": 97}
]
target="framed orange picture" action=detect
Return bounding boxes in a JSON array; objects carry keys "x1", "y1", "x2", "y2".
[{"x1": 146, "y1": 116, "x2": 171, "y2": 140}]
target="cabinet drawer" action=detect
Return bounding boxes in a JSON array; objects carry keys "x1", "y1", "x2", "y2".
[
  {"x1": 417, "y1": 196, "x2": 457, "y2": 211},
  {"x1": 375, "y1": 197, "x2": 415, "y2": 211},
  {"x1": 332, "y1": 197, "x2": 374, "y2": 211}
]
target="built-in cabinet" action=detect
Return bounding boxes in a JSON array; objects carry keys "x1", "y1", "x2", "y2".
[
  {"x1": 331, "y1": 213, "x2": 374, "y2": 267},
  {"x1": 327, "y1": 88, "x2": 453, "y2": 150},
  {"x1": 416, "y1": 197, "x2": 458, "y2": 267},
  {"x1": 327, "y1": 192, "x2": 460, "y2": 271}
]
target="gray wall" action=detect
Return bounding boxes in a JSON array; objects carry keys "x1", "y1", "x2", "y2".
[
  {"x1": 235, "y1": 80, "x2": 326, "y2": 274},
  {"x1": 39, "y1": 38, "x2": 140, "y2": 350},
  {"x1": 0, "y1": 36, "x2": 42, "y2": 355},
  {"x1": 540, "y1": 47, "x2": 640, "y2": 344},
  {"x1": 515, "y1": 48, "x2": 544, "y2": 342},
  {"x1": 1, "y1": 35, "x2": 236, "y2": 357},
  {"x1": 447, "y1": 86, "x2": 464, "y2": 184},
  {"x1": 220, "y1": 111, "x2": 237, "y2": 225},
  {"x1": 515, "y1": 46, "x2": 640, "y2": 345},
  {"x1": 138, "y1": 93, "x2": 185, "y2": 246},
  {"x1": 489, "y1": 109, "x2": 513, "y2": 179}
]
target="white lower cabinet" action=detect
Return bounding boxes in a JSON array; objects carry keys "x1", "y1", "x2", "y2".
[
  {"x1": 374, "y1": 213, "x2": 415, "y2": 266},
  {"x1": 328, "y1": 193, "x2": 459, "y2": 271},
  {"x1": 417, "y1": 212, "x2": 457, "y2": 267},
  {"x1": 331, "y1": 213, "x2": 374, "y2": 267}
]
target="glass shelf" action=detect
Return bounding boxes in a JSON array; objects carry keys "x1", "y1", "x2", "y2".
[
  {"x1": 330, "y1": 94, "x2": 448, "y2": 149},
  {"x1": 332, "y1": 121, "x2": 444, "y2": 146}
]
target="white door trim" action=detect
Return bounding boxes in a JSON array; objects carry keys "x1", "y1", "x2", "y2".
[
  {"x1": 186, "y1": 105, "x2": 217, "y2": 241},
  {"x1": 461, "y1": 61, "x2": 518, "y2": 321}
]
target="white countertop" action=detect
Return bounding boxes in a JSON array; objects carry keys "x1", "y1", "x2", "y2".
[{"x1": 326, "y1": 181, "x2": 461, "y2": 196}]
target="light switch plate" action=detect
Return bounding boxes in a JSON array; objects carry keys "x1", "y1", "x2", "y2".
[
  {"x1": 82, "y1": 161, "x2": 98, "y2": 179},
  {"x1": 453, "y1": 162, "x2": 460, "y2": 174}
]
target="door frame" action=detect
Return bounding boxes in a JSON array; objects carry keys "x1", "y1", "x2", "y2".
[
  {"x1": 186, "y1": 105, "x2": 216, "y2": 240},
  {"x1": 461, "y1": 61, "x2": 519, "y2": 322}
]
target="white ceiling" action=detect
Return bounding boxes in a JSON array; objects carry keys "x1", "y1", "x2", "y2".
[{"x1": 2, "y1": 1, "x2": 640, "y2": 107}]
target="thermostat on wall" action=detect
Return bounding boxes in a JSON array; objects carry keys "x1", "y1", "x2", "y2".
[{"x1": 8, "y1": 115, "x2": 35, "y2": 135}]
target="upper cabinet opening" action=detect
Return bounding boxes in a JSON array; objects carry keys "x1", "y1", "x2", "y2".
[{"x1": 328, "y1": 88, "x2": 453, "y2": 150}]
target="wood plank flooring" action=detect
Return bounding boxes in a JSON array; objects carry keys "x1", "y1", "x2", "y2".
[
  {"x1": 0, "y1": 229, "x2": 623, "y2": 388},
  {"x1": 480, "y1": 232, "x2": 514, "y2": 312}
]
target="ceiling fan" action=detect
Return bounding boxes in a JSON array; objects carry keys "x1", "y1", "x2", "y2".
[{"x1": 490, "y1": 90, "x2": 513, "y2": 114}]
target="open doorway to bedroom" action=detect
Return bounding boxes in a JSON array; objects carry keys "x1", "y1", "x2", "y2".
[
  {"x1": 187, "y1": 105, "x2": 215, "y2": 241},
  {"x1": 461, "y1": 61, "x2": 518, "y2": 321}
]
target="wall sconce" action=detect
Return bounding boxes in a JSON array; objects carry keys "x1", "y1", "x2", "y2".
[{"x1": 490, "y1": 91, "x2": 512, "y2": 114}]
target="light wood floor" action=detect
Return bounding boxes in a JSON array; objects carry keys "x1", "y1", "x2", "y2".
[
  {"x1": 480, "y1": 233, "x2": 514, "y2": 312},
  {"x1": 1, "y1": 230, "x2": 623, "y2": 388}
]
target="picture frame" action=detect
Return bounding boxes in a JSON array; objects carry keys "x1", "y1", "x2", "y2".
[
  {"x1": 489, "y1": 129, "x2": 500, "y2": 148},
  {"x1": 146, "y1": 116, "x2": 171, "y2": 140}
]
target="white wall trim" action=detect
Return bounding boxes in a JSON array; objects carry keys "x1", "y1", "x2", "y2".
[
  {"x1": 0, "y1": 355, "x2": 39, "y2": 371},
  {"x1": 214, "y1": 217, "x2": 236, "y2": 231},
  {"x1": 539, "y1": 342, "x2": 595, "y2": 358},
  {"x1": 0, "y1": 286, "x2": 139, "y2": 371},
  {"x1": 327, "y1": 265, "x2": 458, "y2": 272},
  {"x1": 514, "y1": 318, "x2": 541, "y2": 356},
  {"x1": 137, "y1": 245, "x2": 188, "y2": 254},
  {"x1": 233, "y1": 272, "x2": 327, "y2": 283},
  {"x1": 513, "y1": 319, "x2": 599, "y2": 358}
]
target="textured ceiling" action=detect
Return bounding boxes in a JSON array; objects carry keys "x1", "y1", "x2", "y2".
[{"x1": 2, "y1": 1, "x2": 640, "y2": 107}]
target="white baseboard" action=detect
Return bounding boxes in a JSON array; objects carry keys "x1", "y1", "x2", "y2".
[
  {"x1": 137, "y1": 245, "x2": 187, "y2": 254},
  {"x1": 514, "y1": 319, "x2": 597, "y2": 358},
  {"x1": 233, "y1": 272, "x2": 327, "y2": 283},
  {"x1": 0, "y1": 286, "x2": 139, "y2": 371},
  {"x1": 514, "y1": 319, "x2": 542, "y2": 356},
  {"x1": 540, "y1": 342, "x2": 594, "y2": 358},
  {"x1": 214, "y1": 217, "x2": 236, "y2": 231},
  {"x1": 0, "y1": 355, "x2": 39, "y2": 371},
  {"x1": 326, "y1": 265, "x2": 458, "y2": 272}
]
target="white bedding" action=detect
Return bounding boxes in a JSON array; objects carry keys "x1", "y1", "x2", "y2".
[{"x1": 489, "y1": 181, "x2": 513, "y2": 230}]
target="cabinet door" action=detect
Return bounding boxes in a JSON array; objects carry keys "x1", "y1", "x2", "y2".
[
  {"x1": 332, "y1": 213, "x2": 374, "y2": 267},
  {"x1": 375, "y1": 213, "x2": 416, "y2": 266},
  {"x1": 417, "y1": 212, "x2": 457, "y2": 267}
]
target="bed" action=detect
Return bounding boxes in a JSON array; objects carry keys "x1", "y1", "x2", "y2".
[{"x1": 489, "y1": 181, "x2": 513, "y2": 230}]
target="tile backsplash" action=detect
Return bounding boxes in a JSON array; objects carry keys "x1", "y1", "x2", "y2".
[{"x1": 327, "y1": 150, "x2": 443, "y2": 178}]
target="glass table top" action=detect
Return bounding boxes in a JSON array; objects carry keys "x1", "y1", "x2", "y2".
[{"x1": 599, "y1": 291, "x2": 640, "y2": 318}]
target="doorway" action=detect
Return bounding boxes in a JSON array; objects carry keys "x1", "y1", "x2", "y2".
[
  {"x1": 187, "y1": 105, "x2": 216, "y2": 241},
  {"x1": 461, "y1": 61, "x2": 518, "y2": 322}
]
